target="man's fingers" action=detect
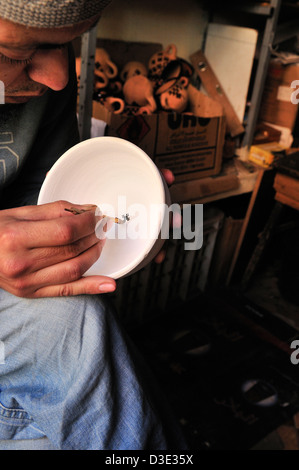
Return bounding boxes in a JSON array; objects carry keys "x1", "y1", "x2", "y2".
[
  {"x1": 160, "y1": 168, "x2": 175, "y2": 186},
  {"x1": 15, "y1": 208, "x2": 101, "y2": 248},
  {"x1": 0, "y1": 201, "x2": 117, "y2": 298},
  {"x1": 28, "y1": 233, "x2": 104, "y2": 273},
  {"x1": 6, "y1": 241, "x2": 106, "y2": 298},
  {"x1": 9, "y1": 201, "x2": 73, "y2": 221},
  {"x1": 11, "y1": 201, "x2": 98, "y2": 221},
  {"x1": 30, "y1": 276, "x2": 116, "y2": 298},
  {"x1": 28, "y1": 241, "x2": 104, "y2": 288},
  {"x1": 154, "y1": 249, "x2": 166, "y2": 264}
]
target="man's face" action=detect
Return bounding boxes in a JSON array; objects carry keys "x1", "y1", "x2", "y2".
[{"x1": 0, "y1": 15, "x2": 100, "y2": 103}]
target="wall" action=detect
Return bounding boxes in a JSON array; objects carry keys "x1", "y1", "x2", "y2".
[{"x1": 97, "y1": 0, "x2": 208, "y2": 61}]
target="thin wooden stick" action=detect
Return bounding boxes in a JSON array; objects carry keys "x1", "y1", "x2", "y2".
[
  {"x1": 226, "y1": 168, "x2": 265, "y2": 285},
  {"x1": 64, "y1": 207, "x2": 129, "y2": 224}
]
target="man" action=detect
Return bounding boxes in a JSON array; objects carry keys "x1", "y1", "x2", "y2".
[{"x1": 0, "y1": 0, "x2": 185, "y2": 450}]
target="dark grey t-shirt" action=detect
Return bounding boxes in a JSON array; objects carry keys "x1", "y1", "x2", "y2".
[{"x1": 0, "y1": 47, "x2": 79, "y2": 208}]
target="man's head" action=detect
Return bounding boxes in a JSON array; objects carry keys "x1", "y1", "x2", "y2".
[
  {"x1": 0, "y1": 0, "x2": 111, "y2": 28},
  {"x1": 0, "y1": 0, "x2": 111, "y2": 103}
]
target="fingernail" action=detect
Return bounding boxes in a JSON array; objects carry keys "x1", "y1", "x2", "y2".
[
  {"x1": 99, "y1": 283, "x2": 116, "y2": 293},
  {"x1": 65, "y1": 205, "x2": 98, "y2": 215},
  {"x1": 81, "y1": 204, "x2": 98, "y2": 211}
]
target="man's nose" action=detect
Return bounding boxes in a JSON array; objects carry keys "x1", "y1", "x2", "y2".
[{"x1": 27, "y1": 47, "x2": 69, "y2": 91}]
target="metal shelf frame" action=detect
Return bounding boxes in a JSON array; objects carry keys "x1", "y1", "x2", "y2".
[
  {"x1": 241, "y1": 0, "x2": 283, "y2": 150},
  {"x1": 204, "y1": 0, "x2": 283, "y2": 152},
  {"x1": 77, "y1": 25, "x2": 97, "y2": 141}
]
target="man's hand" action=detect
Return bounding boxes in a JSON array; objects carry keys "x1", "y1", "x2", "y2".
[
  {"x1": 0, "y1": 201, "x2": 116, "y2": 298},
  {"x1": 160, "y1": 168, "x2": 175, "y2": 188}
]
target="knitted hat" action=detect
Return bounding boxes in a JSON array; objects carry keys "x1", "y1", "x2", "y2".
[{"x1": 0, "y1": 0, "x2": 112, "y2": 28}]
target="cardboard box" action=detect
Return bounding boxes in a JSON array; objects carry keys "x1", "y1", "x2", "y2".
[
  {"x1": 104, "y1": 100, "x2": 225, "y2": 182},
  {"x1": 95, "y1": 83, "x2": 225, "y2": 182},
  {"x1": 258, "y1": 60, "x2": 299, "y2": 131},
  {"x1": 87, "y1": 40, "x2": 225, "y2": 182}
]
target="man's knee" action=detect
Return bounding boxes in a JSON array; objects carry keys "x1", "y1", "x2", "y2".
[
  {"x1": 1, "y1": 292, "x2": 114, "y2": 382},
  {"x1": 30, "y1": 295, "x2": 112, "y2": 361}
]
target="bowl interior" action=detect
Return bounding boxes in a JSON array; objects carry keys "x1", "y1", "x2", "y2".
[{"x1": 38, "y1": 137, "x2": 166, "y2": 278}]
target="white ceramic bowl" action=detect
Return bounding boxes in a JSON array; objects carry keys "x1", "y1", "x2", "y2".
[{"x1": 37, "y1": 136, "x2": 170, "y2": 279}]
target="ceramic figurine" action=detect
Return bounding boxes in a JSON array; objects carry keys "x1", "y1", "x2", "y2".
[
  {"x1": 123, "y1": 75, "x2": 157, "y2": 114},
  {"x1": 95, "y1": 48, "x2": 118, "y2": 79},
  {"x1": 99, "y1": 95, "x2": 125, "y2": 114},
  {"x1": 94, "y1": 67, "x2": 109, "y2": 90},
  {"x1": 75, "y1": 56, "x2": 109, "y2": 91},
  {"x1": 75, "y1": 57, "x2": 81, "y2": 84},
  {"x1": 104, "y1": 78, "x2": 123, "y2": 96},
  {"x1": 120, "y1": 61, "x2": 148, "y2": 82},
  {"x1": 148, "y1": 44, "x2": 177, "y2": 79},
  {"x1": 159, "y1": 77, "x2": 189, "y2": 113}
]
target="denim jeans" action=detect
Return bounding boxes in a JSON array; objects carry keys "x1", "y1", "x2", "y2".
[{"x1": 0, "y1": 290, "x2": 185, "y2": 450}]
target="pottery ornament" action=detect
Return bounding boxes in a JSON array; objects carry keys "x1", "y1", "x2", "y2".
[
  {"x1": 159, "y1": 77, "x2": 189, "y2": 113},
  {"x1": 148, "y1": 44, "x2": 177, "y2": 79},
  {"x1": 100, "y1": 95, "x2": 125, "y2": 114},
  {"x1": 123, "y1": 75, "x2": 157, "y2": 114},
  {"x1": 120, "y1": 61, "x2": 148, "y2": 82},
  {"x1": 95, "y1": 48, "x2": 118, "y2": 79}
]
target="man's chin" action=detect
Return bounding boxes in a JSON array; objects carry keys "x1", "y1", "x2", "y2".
[
  {"x1": 5, "y1": 96, "x2": 32, "y2": 104},
  {"x1": 4, "y1": 90, "x2": 48, "y2": 104}
]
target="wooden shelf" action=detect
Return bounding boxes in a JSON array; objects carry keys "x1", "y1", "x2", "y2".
[
  {"x1": 208, "y1": 1, "x2": 274, "y2": 16},
  {"x1": 170, "y1": 158, "x2": 259, "y2": 205},
  {"x1": 226, "y1": 2, "x2": 274, "y2": 16}
]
